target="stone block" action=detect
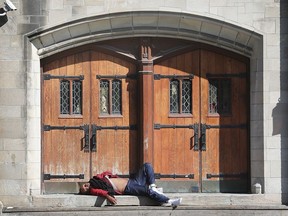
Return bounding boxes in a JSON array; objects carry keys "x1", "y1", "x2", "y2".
[
  {"x1": 26, "y1": 163, "x2": 41, "y2": 179},
  {"x1": 270, "y1": 161, "x2": 281, "y2": 177},
  {"x1": 187, "y1": 0, "x2": 209, "y2": 13},
  {"x1": 251, "y1": 149, "x2": 264, "y2": 161},
  {"x1": 0, "y1": 106, "x2": 23, "y2": 118},
  {"x1": 265, "y1": 177, "x2": 281, "y2": 193},
  {"x1": 0, "y1": 118, "x2": 25, "y2": 139},
  {"x1": 26, "y1": 137, "x2": 41, "y2": 151},
  {"x1": 0, "y1": 150, "x2": 26, "y2": 164},
  {"x1": 26, "y1": 151, "x2": 41, "y2": 163},
  {"x1": 267, "y1": 148, "x2": 281, "y2": 161},
  {"x1": 0, "y1": 48, "x2": 23, "y2": 61},
  {"x1": 22, "y1": 0, "x2": 41, "y2": 15},
  {"x1": 0, "y1": 180, "x2": 27, "y2": 195},
  {"x1": 49, "y1": 0, "x2": 64, "y2": 10},
  {"x1": 0, "y1": 72, "x2": 25, "y2": 89},
  {"x1": 250, "y1": 161, "x2": 264, "y2": 178},
  {"x1": 245, "y1": 3, "x2": 265, "y2": 13}
]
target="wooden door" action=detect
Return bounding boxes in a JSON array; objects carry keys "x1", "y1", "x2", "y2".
[
  {"x1": 200, "y1": 50, "x2": 249, "y2": 192},
  {"x1": 42, "y1": 51, "x2": 91, "y2": 182},
  {"x1": 153, "y1": 50, "x2": 201, "y2": 192},
  {"x1": 90, "y1": 51, "x2": 139, "y2": 175},
  {"x1": 153, "y1": 49, "x2": 249, "y2": 193},
  {"x1": 42, "y1": 50, "x2": 139, "y2": 186}
]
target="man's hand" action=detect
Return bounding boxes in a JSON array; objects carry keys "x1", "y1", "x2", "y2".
[{"x1": 105, "y1": 194, "x2": 117, "y2": 205}]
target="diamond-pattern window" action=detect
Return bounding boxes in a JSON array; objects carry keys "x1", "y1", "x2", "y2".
[
  {"x1": 72, "y1": 80, "x2": 82, "y2": 114},
  {"x1": 60, "y1": 79, "x2": 82, "y2": 115},
  {"x1": 170, "y1": 79, "x2": 192, "y2": 114},
  {"x1": 112, "y1": 80, "x2": 121, "y2": 114},
  {"x1": 100, "y1": 79, "x2": 122, "y2": 115},
  {"x1": 209, "y1": 79, "x2": 231, "y2": 114},
  {"x1": 182, "y1": 80, "x2": 191, "y2": 113},
  {"x1": 170, "y1": 80, "x2": 179, "y2": 113},
  {"x1": 60, "y1": 80, "x2": 70, "y2": 114},
  {"x1": 100, "y1": 80, "x2": 109, "y2": 114}
]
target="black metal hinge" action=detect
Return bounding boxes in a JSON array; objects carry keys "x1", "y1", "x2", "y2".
[
  {"x1": 154, "y1": 74, "x2": 194, "y2": 80},
  {"x1": 200, "y1": 123, "x2": 247, "y2": 151},
  {"x1": 43, "y1": 174, "x2": 84, "y2": 180},
  {"x1": 206, "y1": 73, "x2": 247, "y2": 78},
  {"x1": 91, "y1": 124, "x2": 137, "y2": 152},
  {"x1": 118, "y1": 173, "x2": 194, "y2": 179},
  {"x1": 43, "y1": 74, "x2": 84, "y2": 80},
  {"x1": 154, "y1": 123, "x2": 199, "y2": 151},
  {"x1": 96, "y1": 74, "x2": 138, "y2": 79},
  {"x1": 206, "y1": 173, "x2": 247, "y2": 179},
  {"x1": 43, "y1": 124, "x2": 90, "y2": 151}
]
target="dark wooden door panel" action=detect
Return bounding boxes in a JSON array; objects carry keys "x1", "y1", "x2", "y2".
[{"x1": 200, "y1": 50, "x2": 249, "y2": 192}]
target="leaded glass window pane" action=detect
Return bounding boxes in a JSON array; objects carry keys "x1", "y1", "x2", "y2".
[
  {"x1": 100, "y1": 80, "x2": 109, "y2": 114},
  {"x1": 182, "y1": 79, "x2": 192, "y2": 114},
  {"x1": 170, "y1": 80, "x2": 179, "y2": 113},
  {"x1": 112, "y1": 80, "x2": 121, "y2": 114},
  {"x1": 60, "y1": 80, "x2": 70, "y2": 114},
  {"x1": 219, "y1": 79, "x2": 231, "y2": 114},
  {"x1": 72, "y1": 80, "x2": 82, "y2": 114},
  {"x1": 209, "y1": 79, "x2": 231, "y2": 114},
  {"x1": 209, "y1": 80, "x2": 218, "y2": 114}
]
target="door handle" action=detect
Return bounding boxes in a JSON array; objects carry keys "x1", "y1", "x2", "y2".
[
  {"x1": 91, "y1": 124, "x2": 98, "y2": 152},
  {"x1": 200, "y1": 123, "x2": 207, "y2": 151},
  {"x1": 193, "y1": 123, "x2": 199, "y2": 151},
  {"x1": 81, "y1": 124, "x2": 90, "y2": 152}
]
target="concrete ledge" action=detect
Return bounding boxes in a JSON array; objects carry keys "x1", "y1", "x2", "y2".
[{"x1": 0, "y1": 193, "x2": 283, "y2": 209}]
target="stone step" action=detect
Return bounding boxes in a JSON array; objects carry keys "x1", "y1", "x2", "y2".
[{"x1": 15, "y1": 193, "x2": 282, "y2": 208}]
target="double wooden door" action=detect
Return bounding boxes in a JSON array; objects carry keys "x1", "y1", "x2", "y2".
[
  {"x1": 153, "y1": 49, "x2": 249, "y2": 193},
  {"x1": 42, "y1": 45, "x2": 249, "y2": 193},
  {"x1": 42, "y1": 50, "x2": 139, "y2": 185}
]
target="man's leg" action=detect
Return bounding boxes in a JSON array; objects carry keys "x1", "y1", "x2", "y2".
[{"x1": 133, "y1": 163, "x2": 155, "y2": 186}]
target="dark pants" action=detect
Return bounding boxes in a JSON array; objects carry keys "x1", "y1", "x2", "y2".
[{"x1": 123, "y1": 163, "x2": 169, "y2": 203}]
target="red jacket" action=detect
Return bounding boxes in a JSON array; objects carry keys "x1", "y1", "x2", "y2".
[{"x1": 89, "y1": 171, "x2": 120, "y2": 196}]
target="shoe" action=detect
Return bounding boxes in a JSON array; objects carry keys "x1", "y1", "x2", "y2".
[{"x1": 161, "y1": 198, "x2": 182, "y2": 207}]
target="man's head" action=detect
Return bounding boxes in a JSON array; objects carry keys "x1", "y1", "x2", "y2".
[{"x1": 79, "y1": 182, "x2": 90, "y2": 194}]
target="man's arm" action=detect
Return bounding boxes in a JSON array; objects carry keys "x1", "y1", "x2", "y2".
[{"x1": 90, "y1": 188, "x2": 117, "y2": 204}]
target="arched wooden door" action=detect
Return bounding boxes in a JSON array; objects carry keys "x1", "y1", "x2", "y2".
[
  {"x1": 153, "y1": 49, "x2": 249, "y2": 193},
  {"x1": 42, "y1": 49, "x2": 139, "y2": 190}
]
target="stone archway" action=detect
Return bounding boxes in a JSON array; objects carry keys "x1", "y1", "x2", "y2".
[{"x1": 27, "y1": 10, "x2": 264, "y2": 194}]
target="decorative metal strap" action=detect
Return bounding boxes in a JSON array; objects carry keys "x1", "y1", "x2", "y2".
[
  {"x1": 43, "y1": 74, "x2": 84, "y2": 80},
  {"x1": 200, "y1": 123, "x2": 247, "y2": 151},
  {"x1": 91, "y1": 124, "x2": 137, "y2": 152},
  {"x1": 206, "y1": 173, "x2": 247, "y2": 179},
  {"x1": 154, "y1": 74, "x2": 194, "y2": 80},
  {"x1": 96, "y1": 74, "x2": 138, "y2": 79},
  {"x1": 43, "y1": 124, "x2": 90, "y2": 151},
  {"x1": 44, "y1": 174, "x2": 84, "y2": 180},
  {"x1": 154, "y1": 123, "x2": 199, "y2": 151},
  {"x1": 206, "y1": 73, "x2": 246, "y2": 78},
  {"x1": 118, "y1": 173, "x2": 194, "y2": 179}
]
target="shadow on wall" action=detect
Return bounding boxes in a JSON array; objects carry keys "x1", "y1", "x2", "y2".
[{"x1": 273, "y1": 0, "x2": 288, "y2": 205}]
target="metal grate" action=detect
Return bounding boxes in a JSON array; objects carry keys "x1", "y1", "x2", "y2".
[
  {"x1": 60, "y1": 80, "x2": 70, "y2": 114},
  {"x1": 182, "y1": 79, "x2": 191, "y2": 113},
  {"x1": 209, "y1": 79, "x2": 231, "y2": 114},
  {"x1": 72, "y1": 80, "x2": 82, "y2": 114},
  {"x1": 100, "y1": 80, "x2": 109, "y2": 114},
  {"x1": 112, "y1": 80, "x2": 121, "y2": 114},
  {"x1": 170, "y1": 80, "x2": 179, "y2": 113}
]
